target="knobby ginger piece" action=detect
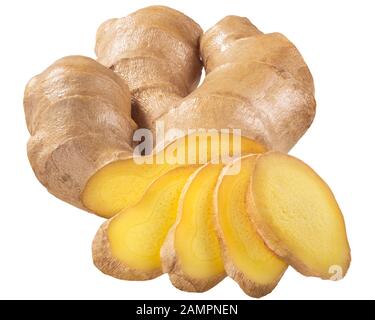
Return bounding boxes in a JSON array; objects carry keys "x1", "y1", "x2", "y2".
[
  {"x1": 160, "y1": 15, "x2": 316, "y2": 152},
  {"x1": 24, "y1": 56, "x2": 136, "y2": 212},
  {"x1": 96, "y1": 5, "x2": 203, "y2": 128}
]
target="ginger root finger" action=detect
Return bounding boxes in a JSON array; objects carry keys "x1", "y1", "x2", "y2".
[
  {"x1": 214, "y1": 155, "x2": 287, "y2": 298},
  {"x1": 24, "y1": 55, "x2": 136, "y2": 210},
  {"x1": 201, "y1": 16, "x2": 314, "y2": 92},
  {"x1": 248, "y1": 152, "x2": 351, "y2": 279},
  {"x1": 160, "y1": 16, "x2": 316, "y2": 152},
  {"x1": 92, "y1": 166, "x2": 199, "y2": 280},
  {"x1": 161, "y1": 164, "x2": 225, "y2": 292},
  {"x1": 95, "y1": 5, "x2": 203, "y2": 128}
]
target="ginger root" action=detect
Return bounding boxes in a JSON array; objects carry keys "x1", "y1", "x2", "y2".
[
  {"x1": 161, "y1": 164, "x2": 225, "y2": 292},
  {"x1": 82, "y1": 11, "x2": 317, "y2": 217},
  {"x1": 214, "y1": 155, "x2": 287, "y2": 297},
  {"x1": 24, "y1": 6, "x2": 204, "y2": 216},
  {"x1": 95, "y1": 5, "x2": 203, "y2": 128},
  {"x1": 160, "y1": 15, "x2": 316, "y2": 152},
  {"x1": 247, "y1": 152, "x2": 351, "y2": 279},
  {"x1": 24, "y1": 56, "x2": 136, "y2": 210},
  {"x1": 25, "y1": 7, "x2": 315, "y2": 218},
  {"x1": 23, "y1": 5, "x2": 351, "y2": 299}
]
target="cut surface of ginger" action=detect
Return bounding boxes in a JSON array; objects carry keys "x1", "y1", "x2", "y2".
[
  {"x1": 83, "y1": 158, "x2": 172, "y2": 218},
  {"x1": 162, "y1": 163, "x2": 225, "y2": 292},
  {"x1": 248, "y1": 152, "x2": 350, "y2": 279},
  {"x1": 214, "y1": 155, "x2": 287, "y2": 297},
  {"x1": 96, "y1": 165, "x2": 199, "y2": 280},
  {"x1": 82, "y1": 133, "x2": 265, "y2": 217}
]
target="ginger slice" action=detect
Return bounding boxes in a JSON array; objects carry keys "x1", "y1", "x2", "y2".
[
  {"x1": 92, "y1": 165, "x2": 199, "y2": 280},
  {"x1": 248, "y1": 152, "x2": 351, "y2": 279},
  {"x1": 214, "y1": 155, "x2": 287, "y2": 297},
  {"x1": 82, "y1": 133, "x2": 265, "y2": 218},
  {"x1": 161, "y1": 163, "x2": 225, "y2": 292},
  {"x1": 82, "y1": 158, "x2": 173, "y2": 218}
]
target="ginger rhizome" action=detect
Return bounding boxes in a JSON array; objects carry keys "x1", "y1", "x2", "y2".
[
  {"x1": 23, "y1": 5, "x2": 350, "y2": 299},
  {"x1": 95, "y1": 6, "x2": 203, "y2": 129},
  {"x1": 25, "y1": 6, "x2": 315, "y2": 218},
  {"x1": 160, "y1": 15, "x2": 316, "y2": 151},
  {"x1": 24, "y1": 56, "x2": 136, "y2": 210}
]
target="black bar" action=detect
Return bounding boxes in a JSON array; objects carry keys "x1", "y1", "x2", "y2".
[{"x1": 0, "y1": 300, "x2": 370, "y2": 319}]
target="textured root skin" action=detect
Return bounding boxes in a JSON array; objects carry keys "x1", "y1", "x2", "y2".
[
  {"x1": 160, "y1": 15, "x2": 316, "y2": 152},
  {"x1": 213, "y1": 155, "x2": 286, "y2": 298},
  {"x1": 92, "y1": 221, "x2": 162, "y2": 281},
  {"x1": 200, "y1": 16, "x2": 314, "y2": 92},
  {"x1": 247, "y1": 152, "x2": 351, "y2": 280},
  {"x1": 24, "y1": 56, "x2": 136, "y2": 210},
  {"x1": 95, "y1": 5, "x2": 203, "y2": 128},
  {"x1": 160, "y1": 165, "x2": 226, "y2": 292},
  {"x1": 200, "y1": 16, "x2": 262, "y2": 69},
  {"x1": 224, "y1": 263, "x2": 283, "y2": 298}
]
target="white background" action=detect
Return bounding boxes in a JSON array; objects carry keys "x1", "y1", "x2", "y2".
[{"x1": 0, "y1": 0, "x2": 374, "y2": 300}]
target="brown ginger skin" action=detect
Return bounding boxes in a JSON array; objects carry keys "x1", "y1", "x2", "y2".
[
  {"x1": 161, "y1": 254, "x2": 225, "y2": 293},
  {"x1": 95, "y1": 5, "x2": 203, "y2": 129},
  {"x1": 160, "y1": 16, "x2": 316, "y2": 152},
  {"x1": 24, "y1": 56, "x2": 136, "y2": 210},
  {"x1": 24, "y1": 6, "x2": 204, "y2": 214}
]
